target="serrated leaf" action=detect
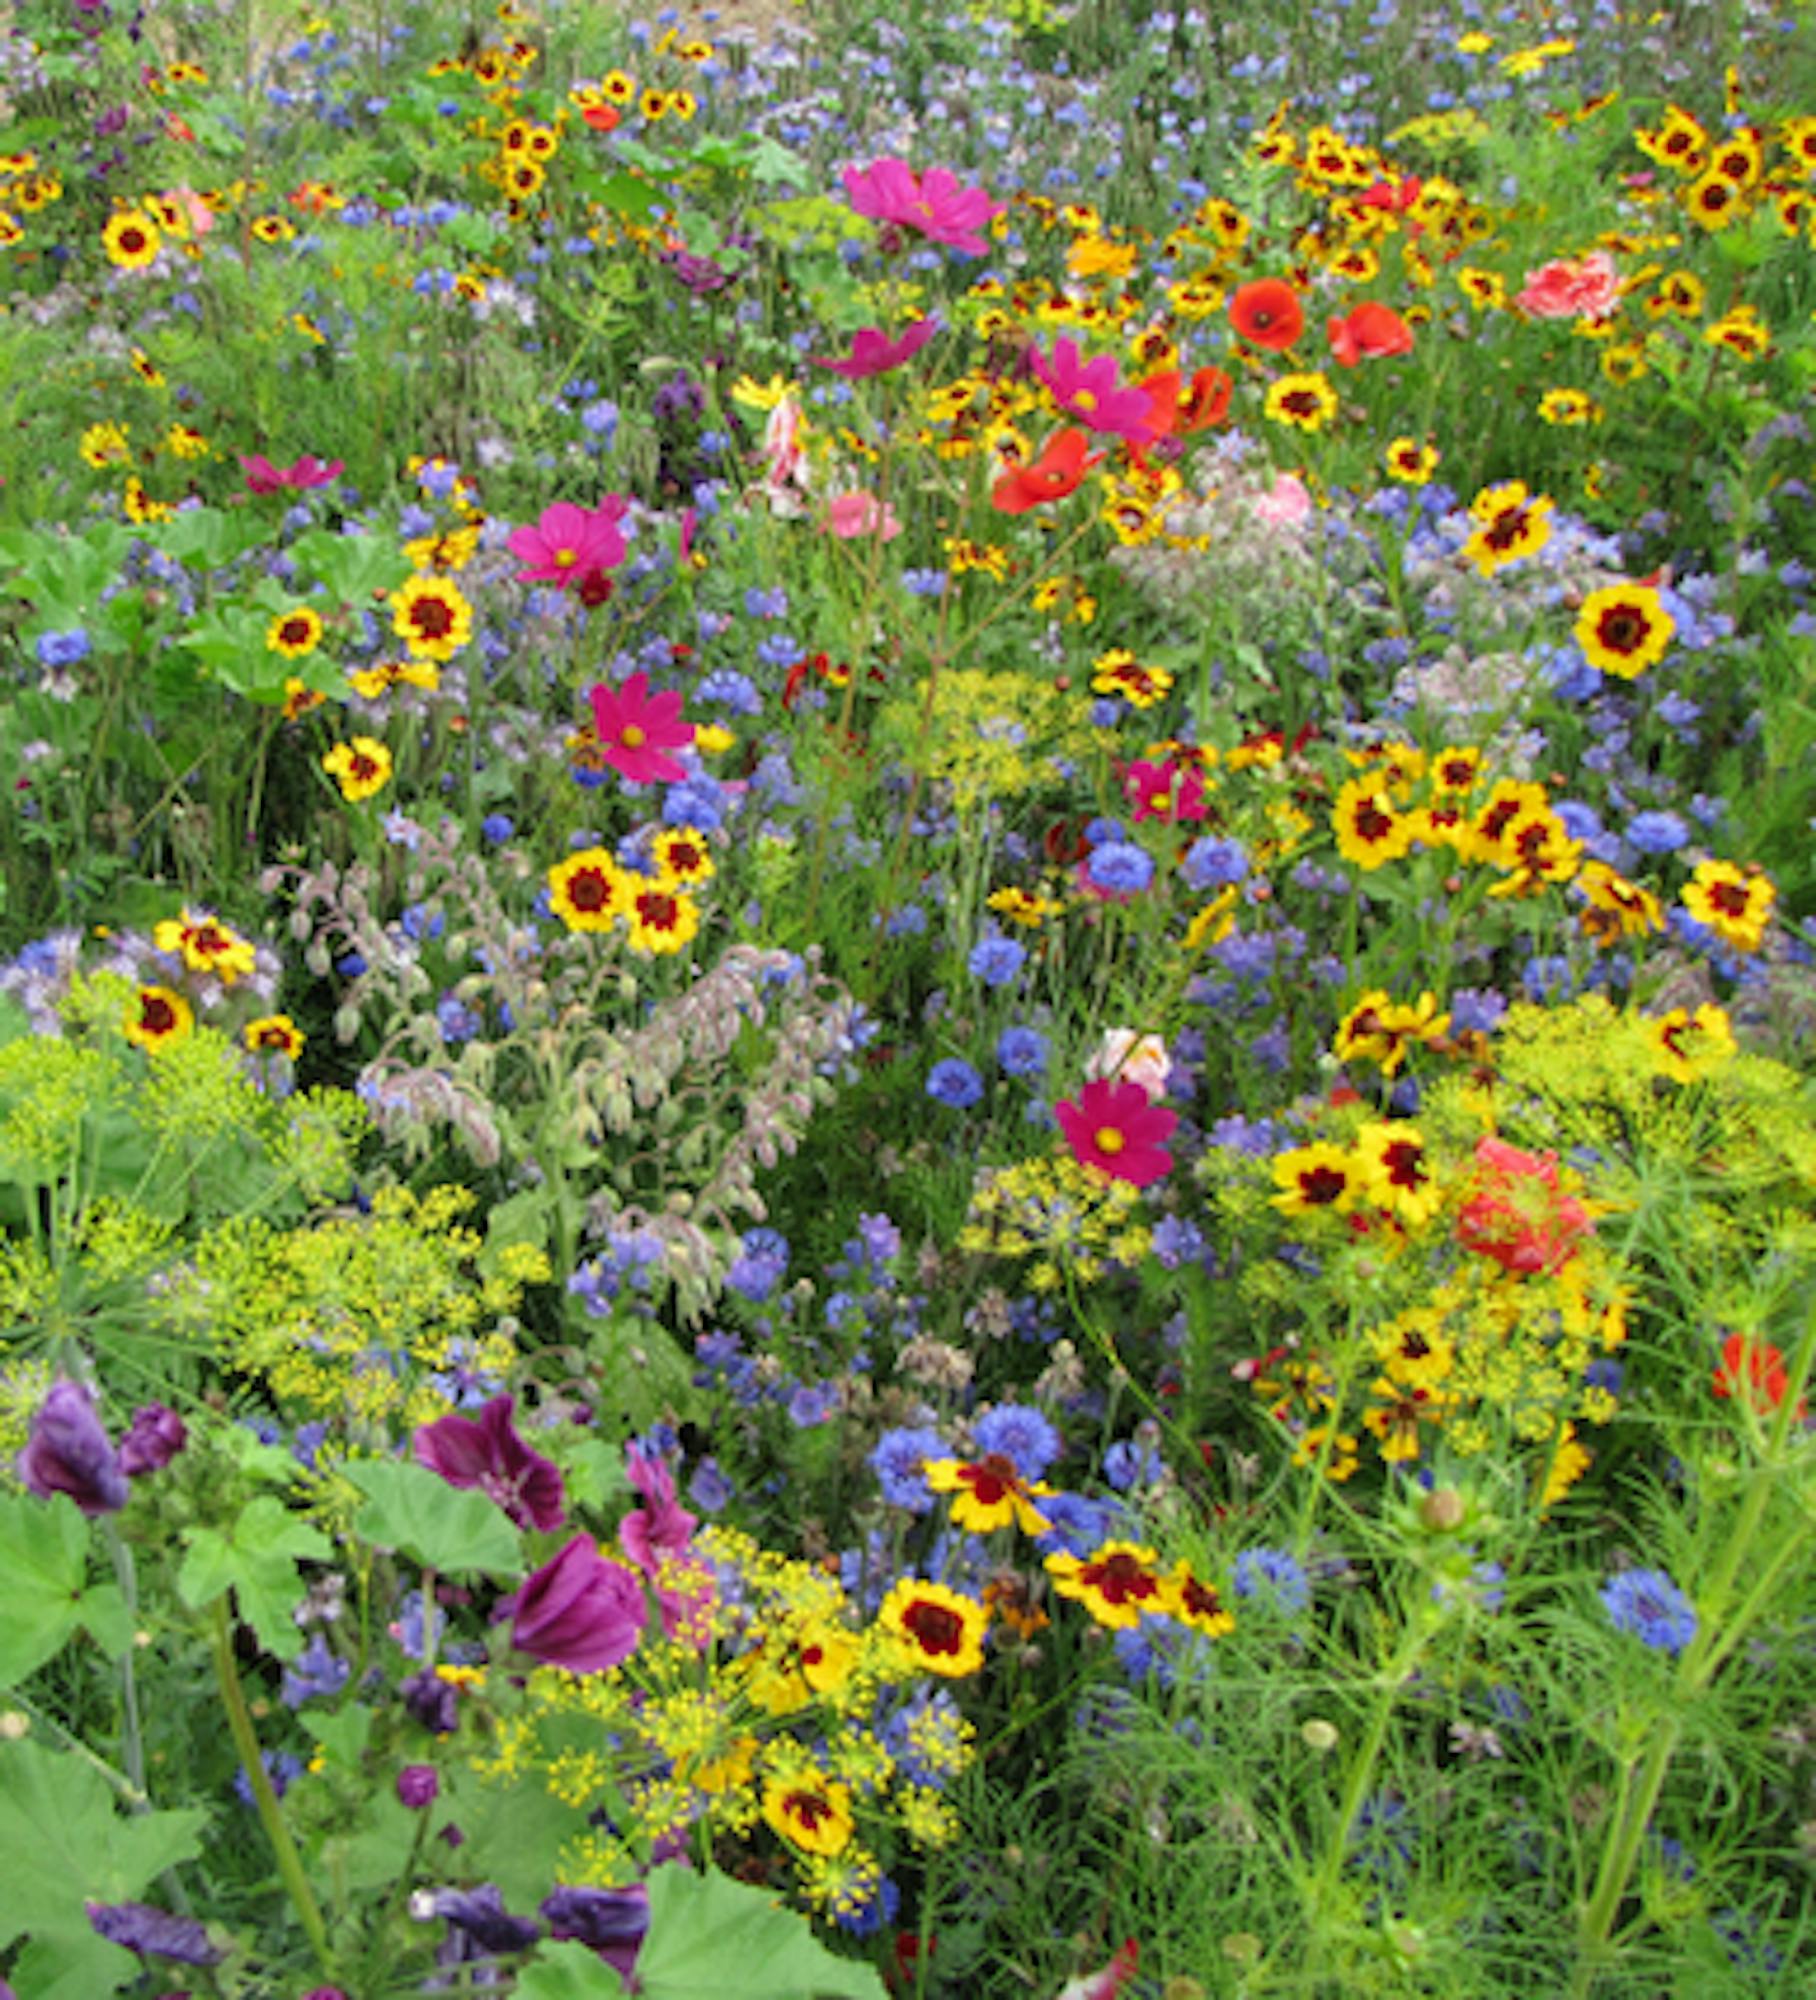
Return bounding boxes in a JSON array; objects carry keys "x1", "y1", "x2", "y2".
[
  {"x1": 0, "y1": 1492, "x2": 91, "y2": 1688},
  {"x1": 517, "y1": 1940, "x2": 627, "y2": 1998},
  {"x1": 298, "y1": 1703, "x2": 374, "y2": 1768},
  {"x1": 176, "y1": 1496, "x2": 329, "y2": 1660},
  {"x1": 0, "y1": 1740, "x2": 208, "y2": 1999},
  {"x1": 635, "y1": 1867, "x2": 887, "y2": 2000},
  {"x1": 343, "y1": 1459, "x2": 522, "y2": 1576},
  {"x1": 74, "y1": 1581, "x2": 133, "y2": 1660},
  {"x1": 451, "y1": 1771, "x2": 583, "y2": 1910}
]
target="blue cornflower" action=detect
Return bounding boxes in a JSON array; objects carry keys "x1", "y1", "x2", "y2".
[
  {"x1": 34, "y1": 628, "x2": 91, "y2": 668},
  {"x1": 996, "y1": 1024, "x2": 1048, "y2": 1077},
  {"x1": 1085, "y1": 841, "x2": 1154, "y2": 896},
  {"x1": 1103, "y1": 1436, "x2": 1162, "y2": 1491},
  {"x1": 1600, "y1": 1567, "x2": 1697, "y2": 1656},
  {"x1": 479, "y1": 813, "x2": 515, "y2": 844},
  {"x1": 871, "y1": 1426, "x2": 949, "y2": 1510},
  {"x1": 973, "y1": 1403, "x2": 1060, "y2": 1480},
  {"x1": 1625, "y1": 809, "x2": 1690, "y2": 855},
  {"x1": 926, "y1": 1058, "x2": 984, "y2": 1109},
  {"x1": 1233, "y1": 1546, "x2": 1312, "y2": 1613},
  {"x1": 967, "y1": 934, "x2": 1027, "y2": 988},
  {"x1": 1181, "y1": 835, "x2": 1249, "y2": 891}
]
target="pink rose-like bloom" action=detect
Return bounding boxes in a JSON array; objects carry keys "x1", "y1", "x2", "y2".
[
  {"x1": 507, "y1": 497, "x2": 627, "y2": 589},
  {"x1": 811, "y1": 317, "x2": 939, "y2": 379},
  {"x1": 240, "y1": 453, "x2": 343, "y2": 494},
  {"x1": 1084, "y1": 1030, "x2": 1172, "y2": 1104},
  {"x1": 823, "y1": 490, "x2": 902, "y2": 541},
  {"x1": 1030, "y1": 338, "x2": 1160, "y2": 443},
  {"x1": 619, "y1": 1441, "x2": 698, "y2": 1580},
  {"x1": 842, "y1": 157, "x2": 1004, "y2": 256},
  {"x1": 504, "y1": 1536, "x2": 648, "y2": 1673},
  {"x1": 1514, "y1": 250, "x2": 1620, "y2": 322},
  {"x1": 1055, "y1": 1076, "x2": 1179, "y2": 1189},
  {"x1": 164, "y1": 185, "x2": 215, "y2": 237},
  {"x1": 1253, "y1": 472, "x2": 1313, "y2": 528},
  {"x1": 588, "y1": 670, "x2": 694, "y2": 784},
  {"x1": 413, "y1": 1393, "x2": 566, "y2": 1534}
]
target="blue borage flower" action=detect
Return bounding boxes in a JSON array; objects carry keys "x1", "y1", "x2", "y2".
[{"x1": 1600, "y1": 1567, "x2": 1698, "y2": 1656}]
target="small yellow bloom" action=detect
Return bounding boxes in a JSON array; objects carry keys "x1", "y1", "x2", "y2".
[{"x1": 321, "y1": 736, "x2": 393, "y2": 802}]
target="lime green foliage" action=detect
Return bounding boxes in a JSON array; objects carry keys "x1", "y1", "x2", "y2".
[
  {"x1": 0, "y1": 1491, "x2": 130, "y2": 1688},
  {"x1": 176, "y1": 1493, "x2": 332, "y2": 1663},
  {"x1": 635, "y1": 1866, "x2": 888, "y2": 2000},
  {"x1": 341, "y1": 1457, "x2": 522, "y2": 1577}
]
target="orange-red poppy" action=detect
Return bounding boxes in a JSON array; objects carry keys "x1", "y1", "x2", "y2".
[
  {"x1": 582, "y1": 103, "x2": 621, "y2": 132},
  {"x1": 1228, "y1": 278, "x2": 1305, "y2": 352},
  {"x1": 991, "y1": 427, "x2": 1103, "y2": 514},
  {"x1": 1327, "y1": 301, "x2": 1415, "y2": 367},
  {"x1": 1177, "y1": 365, "x2": 1233, "y2": 431}
]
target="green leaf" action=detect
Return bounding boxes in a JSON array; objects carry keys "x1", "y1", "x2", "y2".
[
  {"x1": 518, "y1": 1940, "x2": 628, "y2": 1998},
  {"x1": 0, "y1": 1740, "x2": 208, "y2": 2000},
  {"x1": 0, "y1": 1492, "x2": 91, "y2": 1688},
  {"x1": 298, "y1": 1703, "x2": 374, "y2": 1769},
  {"x1": 343, "y1": 1459, "x2": 522, "y2": 1576},
  {"x1": 176, "y1": 1495, "x2": 330, "y2": 1661},
  {"x1": 635, "y1": 1867, "x2": 887, "y2": 2000}
]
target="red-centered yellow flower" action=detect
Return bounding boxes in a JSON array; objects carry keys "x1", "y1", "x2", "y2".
[
  {"x1": 1485, "y1": 804, "x2": 1580, "y2": 897},
  {"x1": 1575, "y1": 583, "x2": 1674, "y2": 679},
  {"x1": 103, "y1": 208, "x2": 161, "y2": 269},
  {"x1": 124, "y1": 984, "x2": 192, "y2": 1052},
  {"x1": 1681, "y1": 860, "x2": 1775, "y2": 953},
  {"x1": 1270, "y1": 1142, "x2": 1363, "y2": 1217},
  {"x1": 1703, "y1": 304, "x2": 1770, "y2": 361},
  {"x1": 1046, "y1": 1541, "x2": 1168, "y2": 1631},
  {"x1": 624, "y1": 884, "x2": 700, "y2": 957},
  {"x1": 243, "y1": 1014, "x2": 305, "y2": 1059},
  {"x1": 1362, "y1": 1373, "x2": 1452, "y2": 1463},
  {"x1": 1576, "y1": 861, "x2": 1663, "y2": 945},
  {"x1": 1385, "y1": 435, "x2": 1440, "y2": 482},
  {"x1": 876, "y1": 1579, "x2": 988, "y2": 1677},
  {"x1": 650, "y1": 826, "x2": 714, "y2": 889},
  {"x1": 761, "y1": 1773, "x2": 853, "y2": 1856},
  {"x1": 924, "y1": 1455, "x2": 1053, "y2": 1536},
  {"x1": 1429, "y1": 746, "x2": 1484, "y2": 796},
  {"x1": 1370, "y1": 1310, "x2": 1455, "y2": 1385},
  {"x1": 1649, "y1": 1003, "x2": 1737, "y2": 1084},
  {"x1": 321, "y1": 736, "x2": 393, "y2": 802},
  {"x1": 267, "y1": 605, "x2": 324, "y2": 658},
  {"x1": 1165, "y1": 1564, "x2": 1236, "y2": 1638},
  {"x1": 1294, "y1": 1423, "x2": 1360, "y2": 1481},
  {"x1": 348, "y1": 657, "x2": 440, "y2": 698},
  {"x1": 1684, "y1": 169, "x2": 1745, "y2": 230},
  {"x1": 1332, "y1": 776, "x2": 1412, "y2": 871},
  {"x1": 1263, "y1": 369, "x2": 1340, "y2": 434},
  {"x1": 1463, "y1": 481, "x2": 1554, "y2": 576},
  {"x1": 1252, "y1": 1350, "x2": 1336, "y2": 1421},
  {"x1": 282, "y1": 678, "x2": 325, "y2": 723},
  {"x1": 390, "y1": 574, "x2": 473, "y2": 662},
  {"x1": 1467, "y1": 778, "x2": 1552, "y2": 866},
  {"x1": 153, "y1": 908, "x2": 257, "y2": 985},
  {"x1": 548, "y1": 848, "x2": 628, "y2": 933},
  {"x1": 1355, "y1": 1121, "x2": 1444, "y2": 1227},
  {"x1": 1091, "y1": 649, "x2": 1173, "y2": 708},
  {"x1": 1332, "y1": 989, "x2": 1450, "y2": 1076}
]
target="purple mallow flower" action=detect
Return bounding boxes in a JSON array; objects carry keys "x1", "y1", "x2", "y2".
[
  {"x1": 118, "y1": 1402, "x2": 187, "y2": 1477},
  {"x1": 541, "y1": 1882, "x2": 650, "y2": 1983},
  {"x1": 398, "y1": 1765, "x2": 440, "y2": 1809},
  {"x1": 86, "y1": 1902, "x2": 225, "y2": 1965},
  {"x1": 413, "y1": 1394, "x2": 566, "y2": 1533},
  {"x1": 18, "y1": 1380, "x2": 129, "y2": 1515},
  {"x1": 503, "y1": 1536, "x2": 647, "y2": 1673}
]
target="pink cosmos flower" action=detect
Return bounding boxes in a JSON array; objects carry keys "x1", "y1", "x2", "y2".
[
  {"x1": 503, "y1": 1536, "x2": 648, "y2": 1673},
  {"x1": 240, "y1": 452, "x2": 344, "y2": 493},
  {"x1": 812, "y1": 316, "x2": 939, "y2": 378},
  {"x1": 1054, "y1": 1076, "x2": 1178, "y2": 1188},
  {"x1": 1122, "y1": 758, "x2": 1209, "y2": 825},
  {"x1": 1030, "y1": 338, "x2": 1160, "y2": 443},
  {"x1": 413, "y1": 1393, "x2": 566, "y2": 1533},
  {"x1": 823, "y1": 490, "x2": 902, "y2": 541},
  {"x1": 842, "y1": 157, "x2": 1005, "y2": 256},
  {"x1": 588, "y1": 671, "x2": 694, "y2": 784},
  {"x1": 508, "y1": 497, "x2": 628, "y2": 589},
  {"x1": 1514, "y1": 250, "x2": 1620, "y2": 322}
]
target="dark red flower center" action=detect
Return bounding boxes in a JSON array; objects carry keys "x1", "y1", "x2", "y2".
[{"x1": 900, "y1": 1597, "x2": 965, "y2": 1656}]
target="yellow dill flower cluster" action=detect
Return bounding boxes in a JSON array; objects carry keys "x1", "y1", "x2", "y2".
[
  {"x1": 957, "y1": 1154, "x2": 1154, "y2": 1290},
  {"x1": 881, "y1": 667, "x2": 1097, "y2": 811}
]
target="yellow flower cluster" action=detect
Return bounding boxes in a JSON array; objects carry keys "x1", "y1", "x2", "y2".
[{"x1": 957, "y1": 1154, "x2": 1154, "y2": 1290}]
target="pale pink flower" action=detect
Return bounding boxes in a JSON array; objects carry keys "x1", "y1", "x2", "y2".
[
  {"x1": 758, "y1": 394, "x2": 811, "y2": 515},
  {"x1": 163, "y1": 186, "x2": 214, "y2": 238},
  {"x1": 1514, "y1": 250, "x2": 1620, "y2": 322},
  {"x1": 823, "y1": 490, "x2": 902, "y2": 541},
  {"x1": 1253, "y1": 472, "x2": 1312, "y2": 527},
  {"x1": 1084, "y1": 1031, "x2": 1171, "y2": 1103}
]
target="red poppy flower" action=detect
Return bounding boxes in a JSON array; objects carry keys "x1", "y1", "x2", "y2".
[
  {"x1": 1177, "y1": 366, "x2": 1232, "y2": 432},
  {"x1": 1359, "y1": 175, "x2": 1422, "y2": 212},
  {"x1": 1228, "y1": 278, "x2": 1306, "y2": 352},
  {"x1": 1455, "y1": 1137, "x2": 1592, "y2": 1276},
  {"x1": 992, "y1": 427, "x2": 1103, "y2": 514},
  {"x1": 1327, "y1": 301, "x2": 1415, "y2": 367},
  {"x1": 1055, "y1": 1076, "x2": 1178, "y2": 1188},
  {"x1": 1713, "y1": 1333, "x2": 1803, "y2": 1418},
  {"x1": 582, "y1": 103, "x2": 621, "y2": 132}
]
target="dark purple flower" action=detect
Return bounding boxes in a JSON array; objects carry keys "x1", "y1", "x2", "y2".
[
  {"x1": 398, "y1": 1765, "x2": 439, "y2": 1809},
  {"x1": 118, "y1": 1402, "x2": 187, "y2": 1478},
  {"x1": 429, "y1": 1885, "x2": 542, "y2": 1955},
  {"x1": 86, "y1": 1903, "x2": 224, "y2": 1965},
  {"x1": 502, "y1": 1536, "x2": 646, "y2": 1673},
  {"x1": 19, "y1": 1380, "x2": 128, "y2": 1515},
  {"x1": 400, "y1": 1666, "x2": 461, "y2": 1735},
  {"x1": 541, "y1": 1883, "x2": 649, "y2": 1981},
  {"x1": 412, "y1": 1394, "x2": 566, "y2": 1533}
]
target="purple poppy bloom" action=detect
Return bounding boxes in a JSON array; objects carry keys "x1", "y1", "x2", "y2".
[
  {"x1": 541, "y1": 1882, "x2": 650, "y2": 1981},
  {"x1": 118, "y1": 1402, "x2": 187, "y2": 1478},
  {"x1": 412, "y1": 1394, "x2": 566, "y2": 1533},
  {"x1": 503, "y1": 1536, "x2": 647, "y2": 1673},
  {"x1": 86, "y1": 1902, "x2": 225, "y2": 1965},
  {"x1": 18, "y1": 1380, "x2": 129, "y2": 1515}
]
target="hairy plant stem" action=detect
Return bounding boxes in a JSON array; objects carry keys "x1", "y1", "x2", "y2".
[
  {"x1": 209, "y1": 1596, "x2": 336, "y2": 1980},
  {"x1": 101, "y1": 1522, "x2": 148, "y2": 1807}
]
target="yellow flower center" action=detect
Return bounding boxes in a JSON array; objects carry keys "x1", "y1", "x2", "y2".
[
  {"x1": 1094, "y1": 1127, "x2": 1125, "y2": 1156},
  {"x1": 555, "y1": 547, "x2": 578, "y2": 567},
  {"x1": 621, "y1": 724, "x2": 646, "y2": 748}
]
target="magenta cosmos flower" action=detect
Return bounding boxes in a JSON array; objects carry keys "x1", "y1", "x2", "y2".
[
  {"x1": 842, "y1": 157, "x2": 1004, "y2": 256},
  {"x1": 587, "y1": 671, "x2": 694, "y2": 784},
  {"x1": 1030, "y1": 339, "x2": 1160, "y2": 444},
  {"x1": 508, "y1": 497, "x2": 628, "y2": 589},
  {"x1": 504, "y1": 1536, "x2": 648, "y2": 1673},
  {"x1": 811, "y1": 317, "x2": 939, "y2": 379},
  {"x1": 413, "y1": 1393, "x2": 566, "y2": 1533},
  {"x1": 240, "y1": 452, "x2": 343, "y2": 493},
  {"x1": 1055, "y1": 1076, "x2": 1178, "y2": 1188}
]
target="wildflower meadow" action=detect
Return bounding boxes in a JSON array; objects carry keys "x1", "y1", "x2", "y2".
[{"x1": 3, "y1": 0, "x2": 1816, "y2": 1993}]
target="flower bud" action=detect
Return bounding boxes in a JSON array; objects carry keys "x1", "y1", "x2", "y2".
[
  {"x1": 1301, "y1": 1717, "x2": 1340, "y2": 1754},
  {"x1": 1421, "y1": 1487, "x2": 1465, "y2": 1532},
  {"x1": 397, "y1": 1765, "x2": 439, "y2": 1810}
]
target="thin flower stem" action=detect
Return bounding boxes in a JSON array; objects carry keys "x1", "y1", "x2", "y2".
[
  {"x1": 209, "y1": 1596, "x2": 337, "y2": 1980},
  {"x1": 101, "y1": 1523, "x2": 148, "y2": 1810}
]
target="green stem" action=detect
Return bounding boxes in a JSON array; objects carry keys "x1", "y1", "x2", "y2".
[
  {"x1": 208, "y1": 1596, "x2": 336, "y2": 1980},
  {"x1": 100, "y1": 1523, "x2": 148, "y2": 1811}
]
